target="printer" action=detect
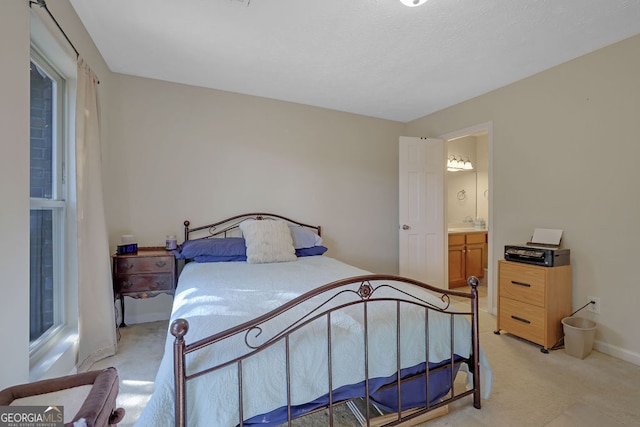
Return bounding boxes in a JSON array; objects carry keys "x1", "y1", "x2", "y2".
[
  {"x1": 504, "y1": 245, "x2": 570, "y2": 267},
  {"x1": 504, "y1": 228, "x2": 570, "y2": 267}
]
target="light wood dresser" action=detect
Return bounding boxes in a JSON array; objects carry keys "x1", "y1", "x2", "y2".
[{"x1": 496, "y1": 260, "x2": 572, "y2": 352}]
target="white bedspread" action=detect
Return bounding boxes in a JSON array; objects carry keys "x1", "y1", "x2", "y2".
[{"x1": 135, "y1": 256, "x2": 492, "y2": 427}]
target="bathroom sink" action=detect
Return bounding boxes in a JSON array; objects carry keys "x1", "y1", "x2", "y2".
[{"x1": 448, "y1": 227, "x2": 486, "y2": 233}]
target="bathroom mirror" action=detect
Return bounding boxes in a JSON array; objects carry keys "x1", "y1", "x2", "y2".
[
  {"x1": 447, "y1": 133, "x2": 489, "y2": 229},
  {"x1": 447, "y1": 170, "x2": 478, "y2": 226}
]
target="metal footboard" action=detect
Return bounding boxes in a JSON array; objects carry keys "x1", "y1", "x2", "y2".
[{"x1": 170, "y1": 274, "x2": 481, "y2": 427}]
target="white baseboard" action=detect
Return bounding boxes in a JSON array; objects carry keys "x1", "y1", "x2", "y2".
[
  {"x1": 594, "y1": 340, "x2": 640, "y2": 367},
  {"x1": 122, "y1": 311, "x2": 171, "y2": 326}
]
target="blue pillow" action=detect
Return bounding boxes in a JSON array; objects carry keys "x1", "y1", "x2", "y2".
[
  {"x1": 195, "y1": 247, "x2": 327, "y2": 261},
  {"x1": 173, "y1": 237, "x2": 247, "y2": 260},
  {"x1": 295, "y1": 246, "x2": 328, "y2": 257}
]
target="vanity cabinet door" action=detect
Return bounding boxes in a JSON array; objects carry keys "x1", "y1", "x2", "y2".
[
  {"x1": 448, "y1": 244, "x2": 466, "y2": 287},
  {"x1": 448, "y1": 232, "x2": 486, "y2": 288}
]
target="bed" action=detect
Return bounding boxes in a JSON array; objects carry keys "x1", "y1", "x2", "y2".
[{"x1": 135, "y1": 213, "x2": 492, "y2": 427}]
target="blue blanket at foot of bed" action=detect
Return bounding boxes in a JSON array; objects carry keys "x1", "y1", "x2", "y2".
[{"x1": 242, "y1": 357, "x2": 462, "y2": 426}]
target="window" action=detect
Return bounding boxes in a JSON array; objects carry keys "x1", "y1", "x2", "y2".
[{"x1": 29, "y1": 50, "x2": 67, "y2": 348}]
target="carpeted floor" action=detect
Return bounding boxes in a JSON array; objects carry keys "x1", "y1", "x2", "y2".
[{"x1": 89, "y1": 285, "x2": 640, "y2": 426}]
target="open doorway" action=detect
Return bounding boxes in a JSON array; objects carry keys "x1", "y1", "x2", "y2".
[{"x1": 441, "y1": 123, "x2": 494, "y2": 315}]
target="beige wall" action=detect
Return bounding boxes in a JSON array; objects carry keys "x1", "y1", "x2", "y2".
[
  {"x1": 406, "y1": 34, "x2": 640, "y2": 364},
  {"x1": 0, "y1": 0, "x2": 31, "y2": 389},
  {"x1": 0, "y1": 0, "x2": 112, "y2": 388},
  {"x1": 104, "y1": 74, "x2": 404, "y2": 322}
]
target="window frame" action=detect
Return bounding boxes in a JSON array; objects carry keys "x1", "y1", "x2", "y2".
[{"x1": 28, "y1": 46, "x2": 70, "y2": 357}]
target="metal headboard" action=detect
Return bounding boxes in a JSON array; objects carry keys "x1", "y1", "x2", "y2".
[{"x1": 183, "y1": 212, "x2": 321, "y2": 242}]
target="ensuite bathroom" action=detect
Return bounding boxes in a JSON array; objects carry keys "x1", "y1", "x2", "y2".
[
  {"x1": 447, "y1": 132, "x2": 489, "y2": 287},
  {"x1": 447, "y1": 132, "x2": 488, "y2": 230}
]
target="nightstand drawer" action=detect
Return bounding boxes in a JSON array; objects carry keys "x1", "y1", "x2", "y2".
[
  {"x1": 499, "y1": 297, "x2": 545, "y2": 345},
  {"x1": 114, "y1": 255, "x2": 174, "y2": 276},
  {"x1": 117, "y1": 273, "x2": 174, "y2": 294},
  {"x1": 499, "y1": 262, "x2": 546, "y2": 307}
]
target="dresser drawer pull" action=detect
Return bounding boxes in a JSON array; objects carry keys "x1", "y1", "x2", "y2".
[
  {"x1": 511, "y1": 315, "x2": 531, "y2": 324},
  {"x1": 122, "y1": 262, "x2": 135, "y2": 270},
  {"x1": 511, "y1": 280, "x2": 531, "y2": 287},
  {"x1": 155, "y1": 260, "x2": 167, "y2": 268}
]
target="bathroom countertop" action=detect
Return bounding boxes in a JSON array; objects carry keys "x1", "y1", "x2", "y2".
[{"x1": 447, "y1": 228, "x2": 488, "y2": 234}]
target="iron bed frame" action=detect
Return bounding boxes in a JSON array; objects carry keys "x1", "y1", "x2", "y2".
[{"x1": 169, "y1": 213, "x2": 482, "y2": 426}]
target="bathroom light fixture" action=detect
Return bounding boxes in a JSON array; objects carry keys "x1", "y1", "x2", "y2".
[
  {"x1": 400, "y1": 0, "x2": 428, "y2": 7},
  {"x1": 447, "y1": 156, "x2": 462, "y2": 172},
  {"x1": 447, "y1": 155, "x2": 473, "y2": 172}
]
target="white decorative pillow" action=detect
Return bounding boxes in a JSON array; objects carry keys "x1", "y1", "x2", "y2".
[{"x1": 239, "y1": 220, "x2": 297, "y2": 264}]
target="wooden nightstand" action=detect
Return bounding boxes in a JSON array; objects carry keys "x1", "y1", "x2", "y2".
[{"x1": 112, "y1": 247, "x2": 176, "y2": 327}]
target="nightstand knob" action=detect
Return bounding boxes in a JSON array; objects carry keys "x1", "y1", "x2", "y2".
[{"x1": 155, "y1": 260, "x2": 167, "y2": 268}]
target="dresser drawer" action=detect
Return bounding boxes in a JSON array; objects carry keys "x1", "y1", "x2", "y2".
[
  {"x1": 499, "y1": 297, "x2": 545, "y2": 345},
  {"x1": 114, "y1": 255, "x2": 174, "y2": 275},
  {"x1": 499, "y1": 262, "x2": 546, "y2": 307},
  {"x1": 116, "y1": 273, "x2": 174, "y2": 294}
]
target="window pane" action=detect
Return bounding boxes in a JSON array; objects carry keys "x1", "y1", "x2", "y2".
[
  {"x1": 30, "y1": 209, "x2": 55, "y2": 341},
  {"x1": 30, "y1": 60, "x2": 54, "y2": 199},
  {"x1": 29, "y1": 53, "x2": 64, "y2": 346}
]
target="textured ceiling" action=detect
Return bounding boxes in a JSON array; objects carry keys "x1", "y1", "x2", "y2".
[{"x1": 69, "y1": 0, "x2": 640, "y2": 122}]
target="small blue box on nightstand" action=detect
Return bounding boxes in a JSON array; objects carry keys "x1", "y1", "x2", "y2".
[{"x1": 116, "y1": 243, "x2": 138, "y2": 255}]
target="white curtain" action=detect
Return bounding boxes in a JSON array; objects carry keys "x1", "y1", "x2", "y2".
[{"x1": 76, "y1": 58, "x2": 117, "y2": 371}]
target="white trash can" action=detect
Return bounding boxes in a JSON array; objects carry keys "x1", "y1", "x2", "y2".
[{"x1": 561, "y1": 317, "x2": 596, "y2": 359}]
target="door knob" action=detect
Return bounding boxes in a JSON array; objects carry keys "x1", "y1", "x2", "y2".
[{"x1": 402, "y1": 224, "x2": 410, "y2": 230}]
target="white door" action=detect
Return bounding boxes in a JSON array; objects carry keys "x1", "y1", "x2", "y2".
[{"x1": 399, "y1": 137, "x2": 445, "y2": 287}]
